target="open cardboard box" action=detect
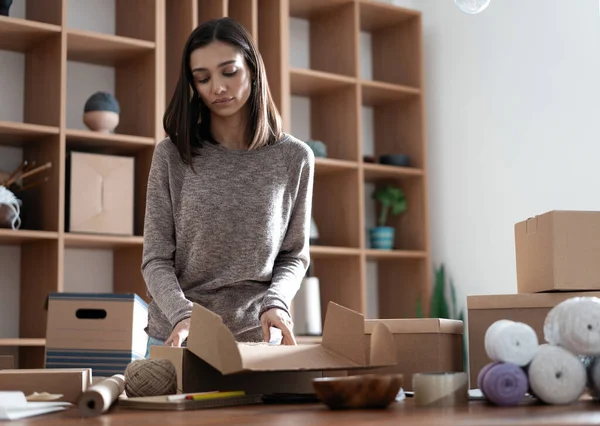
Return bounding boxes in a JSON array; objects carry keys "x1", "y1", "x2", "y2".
[{"x1": 151, "y1": 301, "x2": 397, "y2": 394}]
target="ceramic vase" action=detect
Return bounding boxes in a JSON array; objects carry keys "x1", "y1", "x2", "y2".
[
  {"x1": 293, "y1": 277, "x2": 322, "y2": 335},
  {"x1": 83, "y1": 92, "x2": 120, "y2": 133},
  {"x1": 369, "y1": 226, "x2": 395, "y2": 250}
]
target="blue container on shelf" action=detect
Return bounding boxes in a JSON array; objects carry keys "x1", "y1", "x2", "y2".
[{"x1": 369, "y1": 227, "x2": 395, "y2": 250}]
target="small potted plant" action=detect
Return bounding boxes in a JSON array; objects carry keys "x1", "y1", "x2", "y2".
[{"x1": 370, "y1": 185, "x2": 407, "y2": 250}]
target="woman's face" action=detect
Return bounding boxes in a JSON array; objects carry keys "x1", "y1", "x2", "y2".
[{"x1": 190, "y1": 40, "x2": 253, "y2": 118}]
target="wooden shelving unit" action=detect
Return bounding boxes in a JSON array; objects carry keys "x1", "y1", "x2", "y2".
[
  {"x1": 0, "y1": 0, "x2": 429, "y2": 366},
  {"x1": 0, "y1": 0, "x2": 164, "y2": 368}
]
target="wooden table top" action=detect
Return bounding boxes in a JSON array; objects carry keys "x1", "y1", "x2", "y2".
[{"x1": 7, "y1": 398, "x2": 600, "y2": 426}]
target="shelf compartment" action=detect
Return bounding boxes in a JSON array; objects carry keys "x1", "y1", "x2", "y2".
[
  {"x1": 291, "y1": 68, "x2": 356, "y2": 96},
  {"x1": 166, "y1": 0, "x2": 197, "y2": 103},
  {"x1": 0, "y1": 338, "x2": 46, "y2": 346},
  {"x1": 64, "y1": 233, "x2": 144, "y2": 249},
  {"x1": 0, "y1": 134, "x2": 61, "y2": 232},
  {"x1": 375, "y1": 257, "x2": 428, "y2": 318},
  {"x1": 289, "y1": 0, "x2": 357, "y2": 77},
  {"x1": 363, "y1": 163, "x2": 423, "y2": 182},
  {"x1": 0, "y1": 229, "x2": 58, "y2": 245},
  {"x1": 312, "y1": 169, "x2": 361, "y2": 249},
  {"x1": 66, "y1": 29, "x2": 155, "y2": 67},
  {"x1": 229, "y1": 0, "x2": 258, "y2": 39},
  {"x1": 364, "y1": 96, "x2": 425, "y2": 169},
  {"x1": 361, "y1": 80, "x2": 420, "y2": 106},
  {"x1": 366, "y1": 177, "x2": 427, "y2": 251},
  {"x1": 65, "y1": 129, "x2": 155, "y2": 155},
  {"x1": 315, "y1": 158, "x2": 358, "y2": 177},
  {"x1": 0, "y1": 16, "x2": 60, "y2": 52},
  {"x1": 310, "y1": 245, "x2": 361, "y2": 259},
  {"x1": 0, "y1": 121, "x2": 59, "y2": 147},
  {"x1": 291, "y1": 84, "x2": 360, "y2": 162},
  {"x1": 359, "y1": 0, "x2": 422, "y2": 87},
  {"x1": 198, "y1": 0, "x2": 227, "y2": 24}
]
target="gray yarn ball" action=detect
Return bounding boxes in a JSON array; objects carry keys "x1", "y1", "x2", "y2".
[{"x1": 84, "y1": 91, "x2": 120, "y2": 114}]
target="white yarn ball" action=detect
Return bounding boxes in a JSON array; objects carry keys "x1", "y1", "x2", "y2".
[
  {"x1": 544, "y1": 297, "x2": 600, "y2": 355},
  {"x1": 484, "y1": 319, "x2": 538, "y2": 366}
]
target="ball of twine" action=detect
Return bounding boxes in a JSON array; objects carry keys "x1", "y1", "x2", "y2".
[{"x1": 124, "y1": 358, "x2": 178, "y2": 397}]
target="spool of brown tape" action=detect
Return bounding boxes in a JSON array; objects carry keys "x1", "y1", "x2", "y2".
[{"x1": 413, "y1": 372, "x2": 469, "y2": 407}]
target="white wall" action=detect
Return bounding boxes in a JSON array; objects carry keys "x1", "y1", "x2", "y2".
[
  {"x1": 385, "y1": 0, "x2": 600, "y2": 316},
  {"x1": 0, "y1": 0, "x2": 114, "y2": 338}
]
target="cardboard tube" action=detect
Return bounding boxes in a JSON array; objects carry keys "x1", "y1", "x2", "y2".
[
  {"x1": 77, "y1": 374, "x2": 125, "y2": 417},
  {"x1": 413, "y1": 372, "x2": 468, "y2": 407}
]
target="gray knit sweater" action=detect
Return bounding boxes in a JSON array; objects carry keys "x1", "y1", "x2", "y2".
[{"x1": 141, "y1": 134, "x2": 314, "y2": 343}]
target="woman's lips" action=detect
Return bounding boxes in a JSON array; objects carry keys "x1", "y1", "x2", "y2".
[{"x1": 213, "y1": 97, "x2": 234, "y2": 105}]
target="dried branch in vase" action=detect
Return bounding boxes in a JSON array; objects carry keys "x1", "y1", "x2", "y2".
[{"x1": 1, "y1": 161, "x2": 52, "y2": 194}]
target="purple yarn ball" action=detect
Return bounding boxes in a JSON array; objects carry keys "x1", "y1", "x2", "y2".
[{"x1": 479, "y1": 362, "x2": 528, "y2": 406}]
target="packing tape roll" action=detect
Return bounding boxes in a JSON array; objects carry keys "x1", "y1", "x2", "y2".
[{"x1": 413, "y1": 372, "x2": 469, "y2": 407}]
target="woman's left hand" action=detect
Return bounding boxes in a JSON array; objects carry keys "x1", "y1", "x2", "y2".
[{"x1": 260, "y1": 308, "x2": 297, "y2": 345}]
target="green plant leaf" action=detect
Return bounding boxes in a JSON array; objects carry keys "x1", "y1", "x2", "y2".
[
  {"x1": 450, "y1": 278, "x2": 457, "y2": 319},
  {"x1": 416, "y1": 297, "x2": 424, "y2": 318}
]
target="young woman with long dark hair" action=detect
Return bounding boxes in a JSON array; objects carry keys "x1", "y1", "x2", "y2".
[{"x1": 141, "y1": 17, "x2": 314, "y2": 356}]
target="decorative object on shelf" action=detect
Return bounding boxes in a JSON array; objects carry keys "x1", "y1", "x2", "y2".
[
  {"x1": 379, "y1": 154, "x2": 410, "y2": 168},
  {"x1": 454, "y1": 0, "x2": 491, "y2": 14},
  {"x1": 83, "y1": 91, "x2": 120, "y2": 133},
  {"x1": 293, "y1": 264, "x2": 322, "y2": 336},
  {"x1": 310, "y1": 216, "x2": 320, "y2": 245},
  {"x1": 369, "y1": 184, "x2": 407, "y2": 250},
  {"x1": 305, "y1": 140, "x2": 327, "y2": 158},
  {"x1": 0, "y1": 0, "x2": 12, "y2": 16},
  {"x1": 0, "y1": 160, "x2": 53, "y2": 195},
  {"x1": 0, "y1": 185, "x2": 21, "y2": 230},
  {"x1": 363, "y1": 155, "x2": 376, "y2": 163}
]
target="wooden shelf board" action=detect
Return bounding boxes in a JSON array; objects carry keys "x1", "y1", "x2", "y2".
[
  {"x1": 66, "y1": 129, "x2": 155, "y2": 154},
  {"x1": 0, "y1": 16, "x2": 60, "y2": 52},
  {"x1": 64, "y1": 233, "x2": 144, "y2": 249},
  {"x1": 0, "y1": 338, "x2": 46, "y2": 347},
  {"x1": 359, "y1": 0, "x2": 419, "y2": 31},
  {"x1": 361, "y1": 80, "x2": 420, "y2": 106},
  {"x1": 0, "y1": 229, "x2": 58, "y2": 245},
  {"x1": 291, "y1": 68, "x2": 356, "y2": 97},
  {"x1": 0, "y1": 121, "x2": 59, "y2": 147},
  {"x1": 315, "y1": 158, "x2": 358, "y2": 176},
  {"x1": 67, "y1": 29, "x2": 155, "y2": 66},
  {"x1": 310, "y1": 245, "x2": 361, "y2": 259},
  {"x1": 363, "y1": 163, "x2": 423, "y2": 182},
  {"x1": 289, "y1": 0, "x2": 352, "y2": 19},
  {"x1": 365, "y1": 249, "x2": 427, "y2": 260},
  {"x1": 296, "y1": 335, "x2": 322, "y2": 344}
]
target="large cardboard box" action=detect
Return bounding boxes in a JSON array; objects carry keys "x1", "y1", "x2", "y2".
[
  {"x1": 350, "y1": 318, "x2": 464, "y2": 391},
  {"x1": 150, "y1": 301, "x2": 397, "y2": 395},
  {"x1": 0, "y1": 368, "x2": 92, "y2": 403},
  {"x1": 45, "y1": 292, "x2": 148, "y2": 376},
  {"x1": 515, "y1": 210, "x2": 600, "y2": 293},
  {"x1": 66, "y1": 151, "x2": 134, "y2": 235},
  {"x1": 467, "y1": 291, "x2": 600, "y2": 388}
]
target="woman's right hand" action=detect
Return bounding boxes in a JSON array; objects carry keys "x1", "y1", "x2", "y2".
[{"x1": 165, "y1": 318, "x2": 191, "y2": 347}]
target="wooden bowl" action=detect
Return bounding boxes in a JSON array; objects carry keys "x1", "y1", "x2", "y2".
[{"x1": 312, "y1": 374, "x2": 403, "y2": 410}]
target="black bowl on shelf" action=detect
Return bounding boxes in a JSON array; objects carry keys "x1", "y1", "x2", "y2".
[{"x1": 379, "y1": 154, "x2": 410, "y2": 167}]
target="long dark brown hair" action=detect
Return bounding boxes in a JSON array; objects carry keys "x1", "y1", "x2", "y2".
[{"x1": 163, "y1": 17, "x2": 283, "y2": 166}]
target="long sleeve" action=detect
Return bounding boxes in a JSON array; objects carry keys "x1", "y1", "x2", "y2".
[
  {"x1": 141, "y1": 142, "x2": 193, "y2": 327},
  {"x1": 260, "y1": 145, "x2": 315, "y2": 318}
]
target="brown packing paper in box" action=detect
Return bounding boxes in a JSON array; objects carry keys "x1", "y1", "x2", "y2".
[
  {"x1": 0, "y1": 368, "x2": 92, "y2": 403},
  {"x1": 0, "y1": 355, "x2": 14, "y2": 370},
  {"x1": 349, "y1": 318, "x2": 464, "y2": 391},
  {"x1": 151, "y1": 301, "x2": 397, "y2": 395},
  {"x1": 515, "y1": 210, "x2": 600, "y2": 293},
  {"x1": 467, "y1": 291, "x2": 600, "y2": 388},
  {"x1": 66, "y1": 151, "x2": 134, "y2": 235}
]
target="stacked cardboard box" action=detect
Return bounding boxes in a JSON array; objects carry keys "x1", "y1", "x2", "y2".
[{"x1": 467, "y1": 210, "x2": 600, "y2": 387}]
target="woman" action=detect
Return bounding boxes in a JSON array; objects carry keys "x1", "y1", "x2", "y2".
[{"x1": 141, "y1": 17, "x2": 314, "y2": 357}]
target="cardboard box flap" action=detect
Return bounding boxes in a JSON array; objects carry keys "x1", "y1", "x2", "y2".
[
  {"x1": 468, "y1": 291, "x2": 600, "y2": 310},
  {"x1": 187, "y1": 301, "x2": 395, "y2": 375},
  {"x1": 364, "y1": 318, "x2": 463, "y2": 335}
]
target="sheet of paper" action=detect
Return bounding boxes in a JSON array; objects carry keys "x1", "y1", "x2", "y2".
[{"x1": 0, "y1": 392, "x2": 72, "y2": 420}]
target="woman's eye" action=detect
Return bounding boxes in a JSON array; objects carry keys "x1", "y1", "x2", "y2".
[
  {"x1": 224, "y1": 69, "x2": 238, "y2": 77},
  {"x1": 197, "y1": 78, "x2": 209, "y2": 84}
]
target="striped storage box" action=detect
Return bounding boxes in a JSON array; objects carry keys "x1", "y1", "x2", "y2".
[{"x1": 45, "y1": 292, "x2": 148, "y2": 376}]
